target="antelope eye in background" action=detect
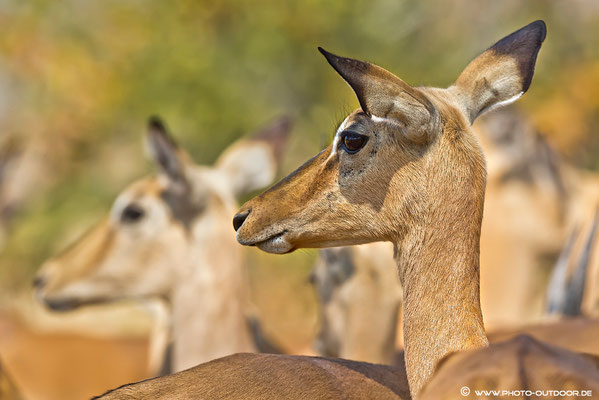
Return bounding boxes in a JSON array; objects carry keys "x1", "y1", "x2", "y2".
[
  {"x1": 341, "y1": 132, "x2": 368, "y2": 154},
  {"x1": 121, "y1": 204, "x2": 145, "y2": 223}
]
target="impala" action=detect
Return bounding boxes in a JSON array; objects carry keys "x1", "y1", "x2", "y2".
[
  {"x1": 0, "y1": 307, "x2": 150, "y2": 400},
  {"x1": 307, "y1": 107, "x2": 570, "y2": 365},
  {"x1": 34, "y1": 116, "x2": 291, "y2": 372},
  {"x1": 96, "y1": 20, "x2": 599, "y2": 399},
  {"x1": 477, "y1": 107, "x2": 599, "y2": 326}
]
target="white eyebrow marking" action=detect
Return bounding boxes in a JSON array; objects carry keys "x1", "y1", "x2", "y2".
[
  {"x1": 327, "y1": 115, "x2": 351, "y2": 161},
  {"x1": 371, "y1": 113, "x2": 405, "y2": 129},
  {"x1": 326, "y1": 113, "x2": 404, "y2": 161},
  {"x1": 370, "y1": 114, "x2": 386, "y2": 123}
]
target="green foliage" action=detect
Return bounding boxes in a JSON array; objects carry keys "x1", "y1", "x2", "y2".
[{"x1": 0, "y1": 0, "x2": 599, "y2": 289}]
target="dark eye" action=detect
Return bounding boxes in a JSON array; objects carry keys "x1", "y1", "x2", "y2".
[
  {"x1": 341, "y1": 132, "x2": 368, "y2": 154},
  {"x1": 121, "y1": 204, "x2": 145, "y2": 223}
]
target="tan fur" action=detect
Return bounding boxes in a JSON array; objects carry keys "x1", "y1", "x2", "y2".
[
  {"x1": 34, "y1": 118, "x2": 291, "y2": 372},
  {"x1": 0, "y1": 358, "x2": 22, "y2": 400},
  {"x1": 0, "y1": 309, "x2": 149, "y2": 400},
  {"x1": 236, "y1": 87, "x2": 488, "y2": 395},
  {"x1": 97, "y1": 21, "x2": 557, "y2": 399},
  {"x1": 234, "y1": 21, "x2": 540, "y2": 396}
]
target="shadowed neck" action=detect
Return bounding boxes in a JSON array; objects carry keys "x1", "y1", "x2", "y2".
[{"x1": 395, "y1": 145, "x2": 489, "y2": 395}]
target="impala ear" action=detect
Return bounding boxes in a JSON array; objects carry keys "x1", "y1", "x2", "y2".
[
  {"x1": 318, "y1": 47, "x2": 436, "y2": 142},
  {"x1": 216, "y1": 116, "x2": 293, "y2": 197},
  {"x1": 450, "y1": 20, "x2": 546, "y2": 123},
  {"x1": 146, "y1": 116, "x2": 188, "y2": 184}
]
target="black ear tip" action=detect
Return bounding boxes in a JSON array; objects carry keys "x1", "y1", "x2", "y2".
[
  {"x1": 529, "y1": 20, "x2": 547, "y2": 42},
  {"x1": 148, "y1": 115, "x2": 166, "y2": 132},
  {"x1": 491, "y1": 20, "x2": 548, "y2": 65},
  {"x1": 318, "y1": 47, "x2": 346, "y2": 73},
  {"x1": 318, "y1": 47, "x2": 336, "y2": 61}
]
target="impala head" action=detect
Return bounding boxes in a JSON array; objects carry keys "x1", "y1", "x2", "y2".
[
  {"x1": 478, "y1": 107, "x2": 565, "y2": 197},
  {"x1": 34, "y1": 117, "x2": 291, "y2": 310},
  {"x1": 234, "y1": 21, "x2": 546, "y2": 255}
]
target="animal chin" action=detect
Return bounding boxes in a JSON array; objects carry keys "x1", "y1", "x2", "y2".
[{"x1": 255, "y1": 232, "x2": 294, "y2": 254}]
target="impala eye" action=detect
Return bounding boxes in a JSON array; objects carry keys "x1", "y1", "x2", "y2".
[
  {"x1": 341, "y1": 132, "x2": 368, "y2": 154},
  {"x1": 121, "y1": 204, "x2": 145, "y2": 223}
]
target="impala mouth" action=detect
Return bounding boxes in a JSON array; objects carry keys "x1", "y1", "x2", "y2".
[
  {"x1": 240, "y1": 230, "x2": 294, "y2": 254},
  {"x1": 41, "y1": 297, "x2": 82, "y2": 312},
  {"x1": 38, "y1": 292, "x2": 107, "y2": 312}
]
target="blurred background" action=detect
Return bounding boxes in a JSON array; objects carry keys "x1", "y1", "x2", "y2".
[{"x1": 1, "y1": 0, "x2": 599, "y2": 399}]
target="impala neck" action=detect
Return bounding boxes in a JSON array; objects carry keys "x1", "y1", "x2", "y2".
[
  {"x1": 170, "y1": 218, "x2": 256, "y2": 371},
  {"x1": 396, "y1": 148, "x2": 488, "y2": 395}
]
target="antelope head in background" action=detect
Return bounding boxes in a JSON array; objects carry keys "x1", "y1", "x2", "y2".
[{"x1": 33, "y1": 116, "x2": 292, "y2": 370}]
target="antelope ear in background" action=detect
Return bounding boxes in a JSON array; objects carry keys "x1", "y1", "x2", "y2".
[
  {"x1": 146, "y1": 116, "x2": 189, "y2": 184},
  {"x1": 216, "y1": 116, "x2": 293, "y2": 197}
]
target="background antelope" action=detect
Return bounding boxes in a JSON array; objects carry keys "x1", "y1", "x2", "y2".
[
  {"x1": 0, "y1": 307, "x2": 150, "y2": 400},
  {"x1": 94, "y1": 20, "x2": 599, "y2": 400},
  {"x1": 477, "y1": 108, "x2": 599, "y2": 326},
  {"x1": 34, "y1": 116, "x2": 291, "y2": 375},
  {"x1": 311, "y1": 243, "x2": 402, "y2": 365}
]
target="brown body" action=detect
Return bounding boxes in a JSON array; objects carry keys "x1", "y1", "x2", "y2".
[
  {"x1": 0, "y1": 309, "x2": 148, "y2": 400},
  {"x1": 488, "y1": 318, "x2": 599, "y2": 355},
  {"x1": 420, "y1": 335, "x2": 599, "y2": 400},
  {"x1": 96, "y1": 353, "x2": 409, "y2": 400},
  {"x1": 96, "y1": 21, "x2": 599, "y2": 400}
]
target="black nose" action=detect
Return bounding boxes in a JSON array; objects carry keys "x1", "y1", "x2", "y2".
[
  {"x1": 233, "y1": 210, "x2": 250, "y2": 232},
  {"x1": 32, "y1": 275, "x2": 45, "y2": 290}
]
